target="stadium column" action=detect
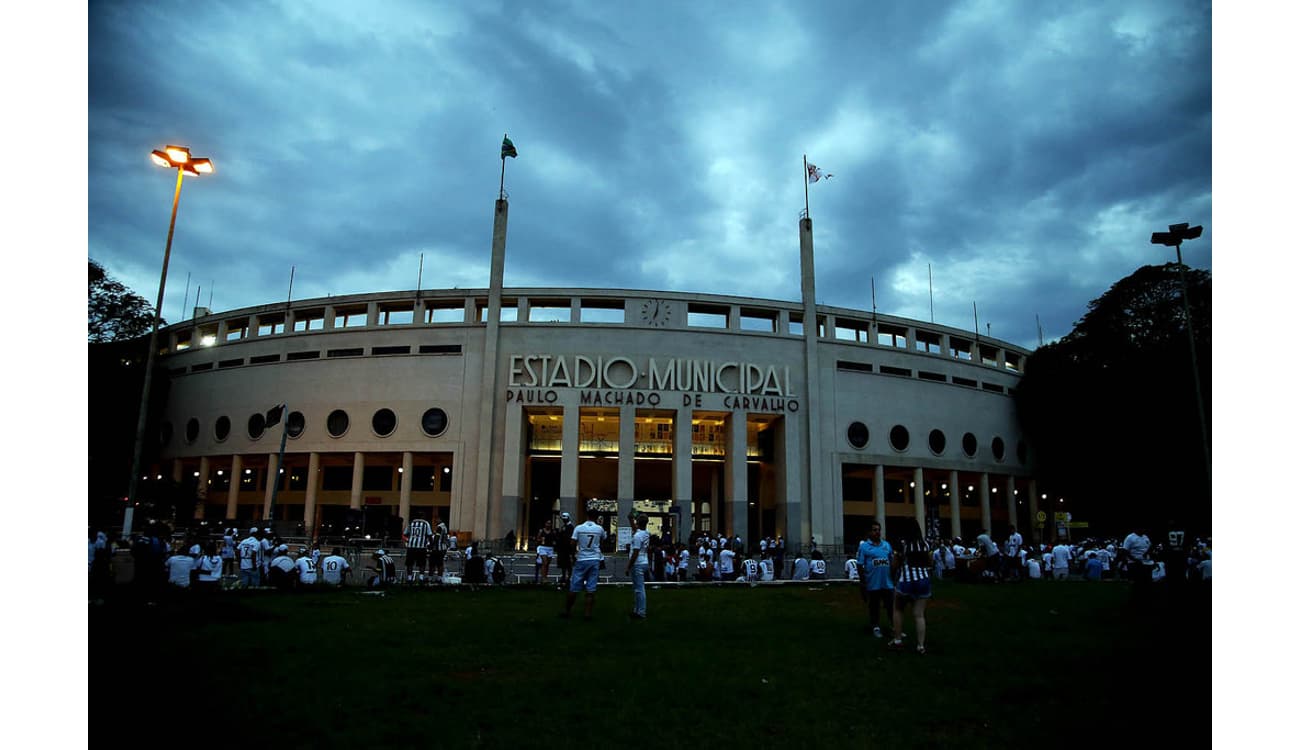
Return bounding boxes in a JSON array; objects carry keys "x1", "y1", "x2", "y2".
[
  {"x1": 498, "y1": 400, "x2": 526, "y2": 543},
  {"x1": 673, "y1": 404, "x2": 694, "y2": 542},
  {"x1": 263, "y1": 453, "x2": 279, "y2": 520},
  {"x1": 776, "y1": 415, "x2": 801, "y2": 545},
  {"x1": 473, "y1": 197, "x2": 509, "y2": 542},
  {"x1": 980, "y1": 473, "x2": 992, "y2": 532},
  {"x1": 195, "y1": 456, "x2": 210, "y2": 519},
  {"x1": 949, "y1": 470, "x2": 961, "y2": 540},
  {"x1": 305, "y1": 452, "x2": 321, "y2": 533},
  {"x1": 617, "y1": 404, "x2": 636, "y2": 538},
  {"x1": 913, "y1": 467, "x2": 925, "y2": 533},
  {"x1": 725, "y1": 412, "x2": 748, "y2": 542},
  {"x1": 226, "y1": 454, "x2": 242, "y2": 520},
  {"x1": 798, "y1": 216, "x2": 822, "y2": 550},
  {"x1": 350, "y1": 453, "x2": 364, "y2": 510},
  {"x1": 399, "y1": 451, "x2": 413, "y2": 530},
  {"x1": 1006, "y1": 476, "x2": 1017, "y2": 534},
  {"x1": 559, "y1": 401, "x2": 580, "y2": 522},
  {"x1": 874, "y1": 465, "x2": 886, "y2": 538}
]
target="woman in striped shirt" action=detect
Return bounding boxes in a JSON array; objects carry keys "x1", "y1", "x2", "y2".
[{"x1": 889, "y1": 519, "x2": 934, "y2": 655}]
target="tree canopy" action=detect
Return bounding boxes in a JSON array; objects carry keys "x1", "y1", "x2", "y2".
[
  {"x1": 88, "y1": 259, "x2": 159, "y2": 343},
  {"x1": 1014, "y1": 263, "x2": 1211, "y2": 536}
]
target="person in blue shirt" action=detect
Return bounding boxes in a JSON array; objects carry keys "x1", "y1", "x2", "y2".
[
  {"x1": 856, "y1": 521, "x2": 895, "y2": 638},
  {"x1": 1084, "y1": 551, "x2": 1104, "y2": 581}
]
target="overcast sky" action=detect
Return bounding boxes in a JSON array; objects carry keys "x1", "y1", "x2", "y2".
[{"x1": 87, "y1": 0, "x2": 1211, "y2": 350}]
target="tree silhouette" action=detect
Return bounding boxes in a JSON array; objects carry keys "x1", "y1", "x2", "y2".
[
  {"x1": 88, "y1": 259, "x2": 158, "y2": 343},
  {"x1": 1015, "y1": 263, "x2": 1211, "y2": 535}
]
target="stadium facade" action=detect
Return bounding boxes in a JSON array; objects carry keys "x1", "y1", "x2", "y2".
[{"x1": 142, "y1": 201, "x2": 1042, "y2": 551}]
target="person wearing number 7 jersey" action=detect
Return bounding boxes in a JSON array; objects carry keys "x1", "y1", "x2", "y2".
[{"x1": 561, "y1": 507, "x2": 607, "y2": 620}]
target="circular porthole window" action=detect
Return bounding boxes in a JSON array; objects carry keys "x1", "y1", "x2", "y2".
[
  {"x1": 248, "y1": 412, "x2": 265, "y2": 440},
  {"x1": 286, "y1": 411, "x2": 306, "y2": 438},
  {"x1": 421, "y1": 408, "x2": 448, "y2": 437},
  {"x1": 889, "y1": 425, "x2": 910, "y2": 452},
  {"x1": 962, "y1": 432, "x2": 978, "y2": 457},
  {"x1": 992, "y1": 436, "x2": 1006, "y2": 461},
  {"x1": 185, "y1": 418, "x2": 200, "y2": 444},
  {"x1": 928, "y1": 429, "x2": 946, "y2": 455},
  {"x1": 372, "y1": 408, "x2": 397, "y2": 437},
  {"x1": 160, "y1": 421, "x2": 173, "y2": 446},
  {"x1": 214, "y1": 416, "x2": 231, "y2": 442},
  {"x1": 847, "y1": 421, "x2": 869, "y2": 449},
  {"x1": 327, "y1": 409, "x2": 350, "y2": 438},
  {"x1": 1017, "y1": 440, "x2": 1028, "y2": 465}
]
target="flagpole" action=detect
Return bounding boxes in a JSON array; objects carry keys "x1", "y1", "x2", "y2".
[
  {"x1": 268, "y1": 404, "x2": 288, "y2": 525},
  {"x1": 500, "y1": 132, "x2": 508, "y2": 200},
  {"x1": 803, "y1": 155, "x2": 810, "y2": 218},
  {"x1": 928, "y1": 264, "x2": 934, "y2": 323}
]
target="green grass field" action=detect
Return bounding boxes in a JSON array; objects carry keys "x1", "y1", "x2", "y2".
[{"x1": 90, "y1": 580, "x2": 1208, "y2": 748}]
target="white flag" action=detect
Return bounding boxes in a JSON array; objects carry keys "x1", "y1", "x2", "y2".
[{"x1": 807, "y1": 162, "x2": 832, "y2": 183}]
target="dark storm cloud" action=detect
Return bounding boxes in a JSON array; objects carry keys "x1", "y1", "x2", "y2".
[{"x1": 89, "y1": 0, "x2": 1211, "y2": 349}]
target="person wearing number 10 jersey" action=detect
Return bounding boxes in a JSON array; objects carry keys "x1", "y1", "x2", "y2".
[{"x1": 561, "y1": 507, "x2": 607, "y2": 620}]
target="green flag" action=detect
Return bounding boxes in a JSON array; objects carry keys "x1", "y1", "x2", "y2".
[{"x1": 501, "y1": 136, "x2": 518, "y2": 159}]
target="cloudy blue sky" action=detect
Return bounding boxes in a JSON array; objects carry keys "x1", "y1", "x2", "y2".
[{"x1": 87, "y1": 0, "x2": 1211, "y2": 349}]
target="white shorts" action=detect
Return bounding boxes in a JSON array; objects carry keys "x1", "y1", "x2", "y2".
[{"x1": 537, "y1": 545, "x2": 555, "y2": 558}]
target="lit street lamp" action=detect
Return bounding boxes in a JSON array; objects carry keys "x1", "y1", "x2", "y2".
[
  {"x1": 1150, "y1": 222, "x2": 1210, "y2": 486},
  {"x1": 123, "y1": 145, "x2": 214, "y2": 538}
]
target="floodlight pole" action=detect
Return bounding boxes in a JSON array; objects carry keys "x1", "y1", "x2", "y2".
[{"x1": 1151, "y1": 223, "x2": 1211, "y2": 487}]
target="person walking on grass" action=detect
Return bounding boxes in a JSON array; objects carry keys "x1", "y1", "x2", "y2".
[
  {"x1": 561, "y1": 506, "x2": 607, "y2": 620},
  {"x1": 626, "y1": 513, "x2": 651, "y2": 619},
  {"x1": 888, "y1": 518, "x2": 934, "y2": 656},
  {"x1": 857, "y1": 521, "x2": 895, "y2": 639}
]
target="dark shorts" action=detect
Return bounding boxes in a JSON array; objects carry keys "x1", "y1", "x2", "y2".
[
  {"x1": 431, "y1": 550, "x2": 446, "y2": 567},
  {"x1": 895, "y1": 578, "x2": 932, "y2": 601},
  {"x1": 406, "y1": 548, "x2": 428, "y2": 569}
]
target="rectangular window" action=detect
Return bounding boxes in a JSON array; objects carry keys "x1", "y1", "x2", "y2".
[
  {"x1": 334, "y1": 307, "x2": 368, "y2": 328},
  {"x1": 425, "y1": 305, "x2": 464, "y2": 324},
  {"x1": 1004, "y1": 352, "x2": 1022, "y2": 373},
  {"x1": 528, "y1": 304, "x2": 571, "y2": 322},
  {"x1": 980, "y1": 345, "x2": 999, "y2": 367},
  {"x1": 327, "y1": 348, "x2": 364, "y2": 358},
  {"x1": 877, "y1": 324, "x2": 908, "y2": 348},
  {"x1": 224, "y1": 320, "x2": 248, "y2": 342},
  {"x1": 687, "y1": 304, "x2": 728, "y2": 329},
  {"x1": 918, "y1": 371, "x2": 947, "y2": 382},
  {"x1": 915, "y1": 331, "x2": 942, "y2": 354},
  {"x1": 250, "y1": 354, "x2": 281, "y2": 364},
  {"x1": 880, "y1": 365, "x2": 911, "y2": 377},
  {"x1": 322, "y1": 466, "x2": 353, "y2": 492},
  {"x1": 218, "y1": 358, "x2": 244, "y2": 369},
  {"x1": 190, "y1": 362, "x2": 213, "y2": 372},
  {"x1": 982, "y1": 382, "x2": 1005, "y2": 393},
  {"x1": 257, "y1": 317, "x2": 285, "y2": 336},
  {"x1": 380, "y1": 306, "x2": 414, "y2": 325},
  {"x1": 419, "y1": 344, "x2": 462, "y2": 355},
  {"x1": 294, "y1": 309, "x2": 325, "y2": 332},
  {"x1": 788, "y1": 318, "x2": 804, "y2": 336},
  {"x1": 286, "y1": 351, "x2": 320, "y2": 361},
  {"x1": 950, "y1": 338, "x2": 973, "y2": 361},
  {"x1": 836, "y1": 360, "x2": 873, "y2": 373},
  {"x1": 739, "y1": 311, "x2": 776, "y2": 333},
  {"x1": 372, "y1": 345, "x2": 411, "y2": 356},
  {"x1": 952, "y1": 376, "x2": 977, "y2": 388}
]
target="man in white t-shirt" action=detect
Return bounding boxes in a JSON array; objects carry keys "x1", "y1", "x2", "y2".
[
  {"x1": 742, "y1": 557, "x2": 760, "y2": 583},
  {"x1": 165, "y1": 547, "x2": 196, "y2": 589},
  {"x1": 626, "y1": 514, "x2": 651, "y2": 619},
  {"x1": 237, "y1": 528, "x2": 262, "y2": 588},
  {"x1": 320, "y1": 548, "x2": 351, "y2": 587},
  {"x1": 759, "y1": 556, "x2": 775, "y2": 581},
  {"x1": 1005, "y1": 526, "x2": 1024, "y2": 581},
  {"x1": 809, "y1": 557, "x2": 827, "y2": 580},
  {"x1": 294, "y1": 548, "x2": 318, "y2": 586},
  {"x1": 269, "y1": 545, "x2": 297, "y2": 590},
  {"x1": 1050, "y1": 543, "x2": 1072, "y2": 580},
  {"x1": 677, "y1": 547, "x2": 691, "y2": 583},
  {"x1": 561, "y1": 507, "x2": 608, "y2": 620},
  {"x1": 1122, "y1": 527, "x2": 1154, "y2": 591},
  {"x1": 844, "y1": 557, "x2": 861, "y2": 582},
  {"x1": 791, "y1": 553, "x2": 810, "y2": 580},
  {"x1": 719, "y1": 545, "x2": 737, "y2": 581}
]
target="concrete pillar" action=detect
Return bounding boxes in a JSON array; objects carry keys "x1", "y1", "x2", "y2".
[
  {"x1": 399, "y1": 451, "x2": 414, "y2": 529},
  {"x1": 1028, "y1": 479, "x2": 1041, "y2": 545},
  {"x1": 366, "y1": 302, "x2": 379, "y2": 327},
  {"x1": 226, "y1": 454, "x2": 243, "y2": 520},
  {"x1": 949, "y1": 469, "x2": 961, "y2": 541},
  {"x1": 617, "y1": 405, "x2": 636, "y2": 536},
  {"x1": 473, "y1": 198, "x2": 510, "y2": 541},
  {"x1": 673, "y1": 405, "x2": 695, "y2": 543},
  {"x1": 559, "y1": 404, "x2": 580, "y2": 521},
  {"x1": 874, "y1": 465, "x2": 886, "y2": 539},
  {"x1": 777, "y1": 415, "x2": 801, "y2": 545},
  {"x1": 913, "y1": 467, "x2": 925, "y2": 534},
  {"x1": 725, "y1": 413, "x2": 748, "y2": 542},
  {"x1": 980, "y1": 472, "x2": 992, "y2": 533},
  {"x1": 305, "y1": 452, "x2": 321, "y2": 535},
  {"x1": 499, "y1": 400, "x2": 526, "y2": 542},
  {"x1": 350, "y1": 453, "x2": 364, "y2": 510},
  {"x1": 263, "y1": 453, "x2": 280, "y2": 520},
  {"x1": 798, "y1": 217, "x2": 823, "y2": 554}
]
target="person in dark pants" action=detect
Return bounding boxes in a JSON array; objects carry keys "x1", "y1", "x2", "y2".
[
  {"x1": 856, "y1": 522, "x2": 895, "y2": 638},
  {"x1": 556, "y1": 512, "x2": 575, "y2": 589}
]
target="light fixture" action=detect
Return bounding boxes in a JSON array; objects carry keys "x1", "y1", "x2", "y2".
[
  {"x1": 967, "y1": 485, "x2": 974, "y2": 492},
  {"x1": 164, "y1": 144, "x2": 191, "y2": 163},
  {"x1": 193, "y1": 471, "x2": 200, "y2": 477}
]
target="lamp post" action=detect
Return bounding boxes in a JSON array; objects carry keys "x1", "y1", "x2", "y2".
[
  {"x1": 123, "y1": 145, "x2": 214, "y2": 539},
  {"x1": 1149, "y1": 222, "x2": 1210, "y2": 486}
]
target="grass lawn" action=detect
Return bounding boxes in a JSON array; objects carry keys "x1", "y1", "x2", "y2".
[{"x1": 89, "y1": 579, "x2": 1209, "y2": 748}]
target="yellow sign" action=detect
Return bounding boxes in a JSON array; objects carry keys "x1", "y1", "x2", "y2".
[
  {"x1": 1067, "y1": 521, "x2": 1089, "y2": 529},
  {"x1": 1036, "y1": 511, "x2": 1047, "y2": 524}
]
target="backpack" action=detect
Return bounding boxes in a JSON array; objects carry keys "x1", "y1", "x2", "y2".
[{"x1": 491, "y1": 558, "x2": 506, "y2": 585}]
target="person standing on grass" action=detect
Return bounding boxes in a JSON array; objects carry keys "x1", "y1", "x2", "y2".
[
  {"x1": 888, "y1": 518, "x2": 933, "y2": 655},
  {"x1": 404, "y1": 517, "x2": 433, "y2": 583},
  {"x1": 791, "y1": 552, "x2": 810, "y2": 581},
  {"x1": 1050, "y1": 542, "x2": 1073, "y2": 581},
  {"x1": 1005, "y1": 526, "x2": 1023, "y2": 581},
  {"x1": 535, "y1": 519, "x2": 557, "y2": 584},
  {"x1": 719, "y1": 541, "x2": 736, "y2": 582},
  {"x1": 236, "y1": 528, "x2": 262, "y2": 588},
  {"x1": 221, "y1": 528, "x2": 237, "y2": 578},
  {"x1": 677, "y1": 545, "x2": 690, "y2": 583},
  {"x1": 626, "y1": 513, "x2": 651, "y2": 619},
  {"x1": 976, "y1": 528, "x2": 1002, "y2": 582},
  {"x1": 430, "y1": 514, "x2": 450, "y2": 581},
  {"x1": 857, "y1": 521, "x2": 895, "y2": 639},
  {"x1": 164, "y1": 544, "x2": 197, "y2": 590},
  {"x1": 557, "y1": 512, "x2": 576, "y2": 589},
  {"x1": 562, "y1": 506, "x2": 607, "y2": 620}
]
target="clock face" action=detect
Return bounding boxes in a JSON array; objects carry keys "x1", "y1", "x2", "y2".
[{"x1": 640, "y1": 299, "x2": 672, "y2": 327}]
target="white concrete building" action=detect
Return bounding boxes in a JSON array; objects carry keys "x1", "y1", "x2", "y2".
[{"x1": 147, "y1": 203, "x2": 1039, "y2": 551}]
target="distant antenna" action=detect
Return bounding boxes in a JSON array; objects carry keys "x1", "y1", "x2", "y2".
[
  {"x1": 207, "y1": 281, "x2": 213, "y2": 309},
  {"x1": 986, "y1": 322, "x2": 991, "y2": 338},
  {"x1": 1036, "y1": 314, "x2": 1044, "y2": 347},
  {"x1": 416, "y1": 252, "x2": 424, "y2": 301},
  {"x1": 181, "y1": 272, "x2": 191, "y2": 321},
  {"x1": 287, "y1": 266, "x2": 296, "y2": 307},
  {"x1": 928, "y1": 264, "x2": 934, "y2": 323},
  {"x1": 870, "y1": 277, "x2": 878, "y2": 327},
  {"x1": 194, "y1": 284, "x2": 201, "y2": 316}
]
